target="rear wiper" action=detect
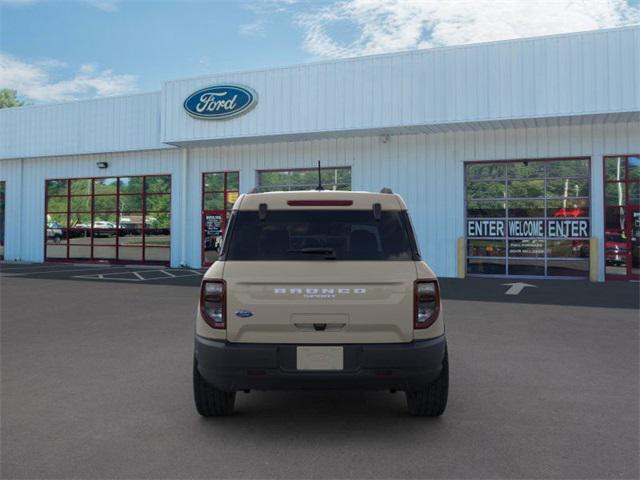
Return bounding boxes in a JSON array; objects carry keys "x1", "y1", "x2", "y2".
[{"x1": 287, "y1": 247, "x2": 337, "y2": 259}]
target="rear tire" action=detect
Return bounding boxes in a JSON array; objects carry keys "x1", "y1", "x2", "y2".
[
  {"x1": 406, "y1": 348, "x2": 448, "y2": 417},
  {"x1": 193, "y1": 358, "x2": 236, "y2": 416}
]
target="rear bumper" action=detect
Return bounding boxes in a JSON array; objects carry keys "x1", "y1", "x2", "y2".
[{"x1": 194, "y1": 335, "x2": 446, "y2": 392}]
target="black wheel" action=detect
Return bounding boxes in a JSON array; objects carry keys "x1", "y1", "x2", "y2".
[
  {"x1": 406, "y1": 348, "x2": 449, "y2": 417},
  {"x1": 193, "y1": 358, "x2": 236, "y2": 417}
]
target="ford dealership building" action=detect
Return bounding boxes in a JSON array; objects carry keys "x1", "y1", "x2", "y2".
[{"x1": 0, "y1": 27, "x2": 638, "y2": 281}]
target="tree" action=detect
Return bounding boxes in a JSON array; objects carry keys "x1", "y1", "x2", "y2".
[{"x1": 0, "y1": 89, "x2": 24, "y2": 109}]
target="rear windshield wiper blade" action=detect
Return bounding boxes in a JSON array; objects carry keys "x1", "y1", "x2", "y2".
[{"x1": 287, "y1": 247, "x2": 337, "y2": 259}]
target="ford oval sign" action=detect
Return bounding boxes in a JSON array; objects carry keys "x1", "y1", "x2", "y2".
[{"x1": 183, "y1": 84, "x2": 257, "y2": 120}]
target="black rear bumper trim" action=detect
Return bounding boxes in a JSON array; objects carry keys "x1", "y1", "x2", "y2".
[{"x1": 194, "y1": 335, "x2": 446, "y2": 392}]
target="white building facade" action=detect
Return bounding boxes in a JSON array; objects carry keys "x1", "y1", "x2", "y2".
[{"x1": 1, "y1": 27, "x2": 638, "y2": 281}]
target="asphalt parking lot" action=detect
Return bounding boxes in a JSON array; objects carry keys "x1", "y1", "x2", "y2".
[{"x1": 1, "y1": 263, "x2": 638, "y2": 479}]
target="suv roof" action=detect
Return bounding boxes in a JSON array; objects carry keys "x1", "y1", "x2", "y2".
[{"x1": 235, "y1": 190, "x2": 407, "y2": 211}]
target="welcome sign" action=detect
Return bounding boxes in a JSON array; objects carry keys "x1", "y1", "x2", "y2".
[
  {"x1": 467, "y1": 219, "x2": 590, "y2": 238},
  {"x1": 184, "y1": 84, "x2": 257, "y2": 119}
]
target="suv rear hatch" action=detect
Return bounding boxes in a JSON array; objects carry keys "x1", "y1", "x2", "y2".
[{"x1": 221, "y1": 208, "x2": 419, "y2": 344}]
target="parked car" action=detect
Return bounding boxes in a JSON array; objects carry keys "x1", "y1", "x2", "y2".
[
  {"x1": 46, "y1": 222, "x2": 64, "y2": 243},
  {"x1": 118, "y1": 215, "x2": 145, "y2": 236},
  {"x1": 92, "y1": 221, "x2": 116, "y2": 237},
  {"x1": 193, "y1": 189, "x2": 448, "y2": 417},
  {"x1": 68, "y1": 223, "x2": 91, "y2": 238}
]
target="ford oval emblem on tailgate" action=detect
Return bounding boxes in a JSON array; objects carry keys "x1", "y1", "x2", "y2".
[{"x1": 235, "y1": 310, "x2": 254, "y2": 318}]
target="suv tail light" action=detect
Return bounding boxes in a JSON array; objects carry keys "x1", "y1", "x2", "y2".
[
  {"x1": 200, "y1": 280, "x2": 226, "y2": 329},
  {"x1": 414, "y1": 280, "x2": 440, "y2": 329}
]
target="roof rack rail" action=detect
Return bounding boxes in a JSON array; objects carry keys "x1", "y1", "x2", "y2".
[{"x1": 380, "y1": 187, "x2": 394, "y2": 194}]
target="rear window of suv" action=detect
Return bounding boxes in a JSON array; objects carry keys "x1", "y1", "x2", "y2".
[{"x1": 223, "y1": 210, "x2": 418, "y2": 261}]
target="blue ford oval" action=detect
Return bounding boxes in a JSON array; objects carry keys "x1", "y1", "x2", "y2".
[{"x1": 183, "y1": 84, "x2": 257, "y2": 120}]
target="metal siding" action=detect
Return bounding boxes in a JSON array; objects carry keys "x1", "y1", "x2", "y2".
[
  {"x1": 161, "y1": 27, "x2": 639, "y2": 145},
  {"x1": 153, "y1": 121, "x2": 639, "y2": 276},
  {"x1": 1, "y1": 28, "x2": 637, "y2": 161},
  {"x1": 0, "y1": 159, "x2": 22, "y2": 261},
  {"x1": 0, "y1": 149, "x2": 184, "y2": 265},
  {"x1": 0, "y1": 92, "x2": 169, "y2": 160}
]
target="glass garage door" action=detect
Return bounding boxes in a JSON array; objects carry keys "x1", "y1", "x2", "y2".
[
  {"x1": 604, "y1": 155, "x2": 639, "y2": 280},
  {"x1": 257, "y1": 167, "x2": 351, "y2": 192},
  {"x1": 465, "y1": 158, "x2": 591, "y2": 278},
  {"x1": 45, "y1": 175, "x2": 171, "y2": 264}
]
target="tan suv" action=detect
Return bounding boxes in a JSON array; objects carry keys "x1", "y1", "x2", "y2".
[{"x1": 193, "y1": 189, "x2": 448, "y2": 416}]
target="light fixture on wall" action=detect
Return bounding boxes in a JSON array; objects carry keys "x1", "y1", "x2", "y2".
[{"x1": 96, "y1": 162, "x2": 109, "y2": 169}]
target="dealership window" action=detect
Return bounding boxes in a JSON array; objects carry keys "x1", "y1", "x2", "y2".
[
  {"x1": 465, "y1": 159, "x2": 591, "y2": 277},
  {"x1": 0, "y1": 181, "x2": 4, "y2": 260},
  {"x1": 202, "y1": 171, "x2": 239, "y2": 266},
  {"x1": 603, "y1": 155, "x2": 639, "y2": 280},
  {"x1": 257, "y1": 167, "x2": 351, "y2": 192},
  {"x1": 45, "y1": 175, "x2": 171, "y2": 264}
]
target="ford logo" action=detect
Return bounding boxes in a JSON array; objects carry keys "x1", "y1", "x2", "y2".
[
  {"x1": 235, "y1": 310, "x2": 254, "y2": 318},
  {"x1": 183, "y1": 84, "x2": 257, "y2": 120}
]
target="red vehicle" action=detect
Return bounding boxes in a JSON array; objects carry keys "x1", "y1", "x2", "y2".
[
  {"x1": 605, "y1": 230, "x2": 628, "y2": 266},
  {"x1": 553, "y1": 207, "x2": 585, "y2": 218}
]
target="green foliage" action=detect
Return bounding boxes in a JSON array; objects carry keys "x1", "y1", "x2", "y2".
[
  {"x1": 145, "y1": 176, "x2": 171, "y2": 193},
  {"x1": 145, "y1": 194, "x2": 170, "y2": 212},
  {"x1": 258, "y1": 168, "x2": 351, "y2": 191},
  {"x1": 507, "y1": 179, "x2": 545, "y2": 198},
  {"x1": 0, "y1": 89, "x2": 24, "y2": 109},
  {"x1": 466, "y1": 181, "x2": 506, "y2": 199}
]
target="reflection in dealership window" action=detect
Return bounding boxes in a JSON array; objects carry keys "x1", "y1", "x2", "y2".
[
  {"x1": 466, "y1": 201, "x2": 506, "y2": 218},
  {"x1": 546, "y1": 178, "x2": 590, "y2": 197},
  {"x1": 506, "y1": 161, "x2": 545, "y2": 178},
  {"x1": 467, "y1": 240, "x2": 506, "y2": 257},
  {"x1": 467, "y1": 258, "x2": 506, "y2": 275},
  {"x1": 508, "y1": 200, "x2": 545, "y2": 218},
  {"x1": 547, "y1": 199, "x2": 589, "y2": 218},
  {"x1": 507, "y1": 179, "x2": 545, "y2": 198},
  {"x1": 466, "y1": 181, "x2": 505, "y2": 199},
  {"x1": 45, "y1": 175, "x2": 171, "y2": 264},
  {"x1": 257, "y1": 167, "x2": 351, "y2": 192},
  {"x1": 202, "y1": 171, "x2": 240, "y2": 266},
  {"x1": 465, "y1": 158, "x2": 590, "y2": 277},
  {"x1": 603, "y1": 156, "x2": 639, "y2": 278},
  {"x1": 547, "y1": 240, "x2": 589, "y2": 258}
]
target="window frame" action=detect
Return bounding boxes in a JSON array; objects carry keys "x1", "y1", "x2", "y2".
[
  {"x1": 201, "y1": 171, "x2": 240, "y2": 266},
  {"x1": 44, "y1": 174, "x2": 171, "y2": 265},
  {"x1": 464, "y1": 157, "x2": 592, "y2": 278},
  {"x1": 256, "y1": 166, "x2": 352, "y2": 192},
  {"x1": 602, "y1": 155, "x2": 640, "y2": 281}
]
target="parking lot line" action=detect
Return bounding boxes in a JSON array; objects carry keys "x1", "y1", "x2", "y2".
[
  {"x1": 0, "y1": 265, "x2": 132, "y2": 276},
  {"x1": 72, "y1": 269, "x2": 202, "y2": 282}
]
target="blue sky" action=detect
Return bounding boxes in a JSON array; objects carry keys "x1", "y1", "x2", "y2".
[{"x1": 1, "y1": 0, "x2": 639, "y2": 103}]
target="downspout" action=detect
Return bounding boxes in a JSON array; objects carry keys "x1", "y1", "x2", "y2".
[
  {"x1": 180, "y1": 148, "x2": 188, "y2": 267},
  {"x1": 18, "y1": 157, "x2": 24, "y2": 262}
]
